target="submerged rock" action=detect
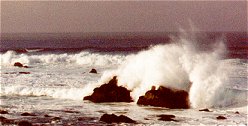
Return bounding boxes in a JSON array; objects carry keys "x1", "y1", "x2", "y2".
[
  {"x1": 84, "y1": 76, "x2": 133, "y2": 103},
  {"x1": 137, "y1": 86, "x2": 189, "y2": 109},
  {"x1": 100, "y1": 114, "x2": 136, "y2": 123},
  {"x1": 216, "y1": 116, "x2": 227, "y2": 120},
  {"x1": 23, "y1": 66, "x2": 29, "y2": 68},
  {"x1": 235, "y1": 111, "x2": 240, "y2": 114},
  {"x1": 18, "y1": 120, "x2": 32, "y2": 126},
  {"x1": 0, "y1": 110, "x2": 8, "y2": 114},
  {"x1": 157, "y1": 114, "x2": 177, "y2": 122},
  {"x1": 0, "y1": 116, "x2": 7, "y2": 121},
  {"x1": 199, "y1": 108, "x2": 212, "y2": 112},
  {"x1": 0, "y1": 116, "x2": 15, "y2": 125},
  {"x1": 19, "y1": 72, "x2": 31, "y2": 74},
  {"x1": 21, "y1": 112, "x2": 36, "y2": 116},
  {"x1": 44, "y1": 114, "x2": 52, "y2": 117},
  {"x1": 51, "y1": 117, "x2": 61, "y2": 121},
  {"x1": 89, "y1": 69, "x2": 97, "y2": 74}
]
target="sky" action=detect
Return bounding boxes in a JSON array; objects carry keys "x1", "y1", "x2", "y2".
[{"x1": 1, "y1": 1, "x2": 247, "y2": 33}]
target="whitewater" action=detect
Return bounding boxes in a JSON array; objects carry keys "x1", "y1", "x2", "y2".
[{"x1": 0, "y1": 32, "x2": 247, "y2": 125}]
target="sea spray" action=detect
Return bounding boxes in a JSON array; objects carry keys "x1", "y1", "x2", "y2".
[{"x1": 100, "y1": 32, "x2": 246, "y2": 108}]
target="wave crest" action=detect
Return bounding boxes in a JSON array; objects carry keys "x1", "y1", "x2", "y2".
[
  {"x1": 0, "y1": 51, "x2": 127, "y2": 66},
  {"x1": 99, "y1": 32, "x2": 247, "y2": 108}
]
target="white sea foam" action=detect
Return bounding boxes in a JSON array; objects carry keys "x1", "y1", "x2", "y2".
[
  {"x1": 99, "y1": 32, "x2": 247, "y2": 108},
  {"x1": 0, "y1": 51, "x2": 127, "y2": 66},
  {"x1": 0, "y1": 85, "x2": 101, "y2": 100},
  {"x1": 1, "y1": 32, "x2": 247, "y2": 109}
]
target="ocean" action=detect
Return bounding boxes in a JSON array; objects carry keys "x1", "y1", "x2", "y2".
[{"x1": 0, "y1": 32, "x2": 247, "y2": 125}]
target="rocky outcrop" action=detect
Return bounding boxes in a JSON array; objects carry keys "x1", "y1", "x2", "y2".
[
  {"x1": 89, "y1": 69, "x2": 97, "y2": 74},
  {"x1": 100, "y1": 114, "x2": 136, "y2": 123},
  {"x1": 84, "y1": 76, "x2": 133, "y2": 103},
  {"x1": 137, "y1": 86, "x2": 189, "y2": 109},
  {"x1": 14, "y1": 62, "x2": 29, "y2": 68},
  {"x1": 14, "y1": 62, "x2": 24, "y2": 67}
]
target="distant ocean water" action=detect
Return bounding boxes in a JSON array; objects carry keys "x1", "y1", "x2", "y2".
[{"x1": 0, "y1": 32, "x2": 247, "y2": 125}]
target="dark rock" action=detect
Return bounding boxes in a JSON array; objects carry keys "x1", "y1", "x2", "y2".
[
  {"x1": 100, "y1": 114, "x2": 136, "y2": 123},
  {"x1": 13, "y1": 62, "x2": 29, "y2": 68},
  {"x1": 0, "y1": 110, "x2": 8, "y2": 114},
  {"x1": 23, "y1": 66, "x2": 29, "y2": 68},
  {"x1": 63, "y1": 110, "x2": 80, "y2": 113},
  {"x1": 84, "y1": 76, "x2": 133, "y2": 103},
  {"x1": 4, "y1": 72, "x2": 17, "y2": 74},
  {"x1": 0, "y1": 116, "x2": 15, "y2": 125},
  {"x1": 18, "y1": 120, "x2": 32, "y2": 126},
  {"x1": 0, "y1": 116, "x2": 7, "y2": 120},
  {"x1": 235, "y1": 111, "x2": 239, "y2": 114},
  {"x1": 89, "y1": 69, "x2": 97, "y2": 74},
  {"x1": 14, "y1": 62, "x2": 23, "y2": 67},
  {"x1": 44, "y1": 114, "x2": 52, "y2": 117},
  {"x1": 15, "y1": 49, "x2": 28, "y2": 53},
  {"x1": 144, "y1": 118, "x2": 149, "y2": 120},
  {"x1": 21, "y1": 112, "x2": 36, "y2": 116},
  {"x1": 157, "y1": 114, "x2": 176, "y2": 118},
  {"x1": 157, "y1": 114, "x2": 177, "y2": 122},
  {"x1": 216, "y1": 116, "x2": 227, "y2": 120},
  {"x1": 78, "y1": 117, "x2": 96, "y2": 121},
  {"x1": 199, "y1": 108, "x2": 211, "y2": 112},
  {"x1": 137, "y1": 86, "x2": 190, "y2": 109},
  {"x1": 51, "y1": 117, "x2": 61, "y2": 121},
  {"x1": 19, "y1": 72, "x2": 31, "y2": 74}
]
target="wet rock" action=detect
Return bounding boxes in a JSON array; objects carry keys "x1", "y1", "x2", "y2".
[
  {"x1": 137, "y1": 86, "x2": 189, "y2": 109},
  {"x1": 21, "y1": 112, "x2": 36, "y2": 116},
  {"x1": 44, "y1": 114, "x2": 52, "y2": 117},
  {"x1": 19, "y1": 72, "x2": 31, "y2": 74},
  {"x1": 14, "y1": 62, "x2": 29, "y2": 68},
  {"x1": 18, "y1": 120, "x2": 32, "y2": 126},
  {"x1": 0, "y1": 116, "x2": 7, "y2": 121},
  {"x1": 216, "y1": 115, "x2": 227, "y2": 120},
  {"x1": 157, "y1": 114, "x2": 177, "y2": 122},
  {"x1": 23, "y1": 66, "x2": 29, "y2": 68},
  {"x1": 89, "y1": 69, "x2": 97, "y2": 74},
  {"x1": 51, "y1": 117, "x2": 61, "y2": 121},
  {"x1": 0, "y1": 110, "x2": 8, "y2": 114},
  {"x1": 63, "y1": 110, "x2": 80, "y2": 113},
  {"x1": 14, "y1": 62, "x2": 24, "y2": 67},
  {"x1": 199, "y1": 108, "x2": 211, "y2": 112},
  {"x1": 235, "y1": 111, "x2": 240, "y2": 114},
  {"x1": 0, "y1": 116, "x2": 14, "y2": 125},
  {"x1": 78, "y1": 117, "x2": 96, "y2": 121},
  {"x1": 4, "y1": 72, "x2": 17, "y2": 74},
  {"x1": 84, "y1": 76, "x2": 133, "y2": 103},
  {"x1": 100, "y1": 114, "x2": 136, "y2": 123}
]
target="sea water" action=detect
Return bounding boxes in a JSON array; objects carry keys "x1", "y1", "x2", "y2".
[{"x1": 0, "y1": 32, "x2": 247, "y2": 125}]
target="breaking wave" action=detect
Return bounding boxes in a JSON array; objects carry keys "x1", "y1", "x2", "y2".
[
  {"x1": 0, "y1": 51, "x2": 127, "y2": 66},
  {"x1": 99, "y1": 32, "x2": 247, "y2": 108},
  {"x1": 1, "y1": 31, "x2": 247, "y2": 109}
]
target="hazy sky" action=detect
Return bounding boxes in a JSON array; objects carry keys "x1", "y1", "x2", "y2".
[{"x1": 1, "y1": 1, "x2": 247, "y2": 33}]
